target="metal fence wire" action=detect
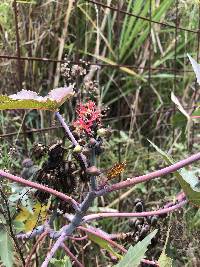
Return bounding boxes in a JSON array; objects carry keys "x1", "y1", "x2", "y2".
[{"x1": 0, "y1": 0, "x2": 200, "y2": 153}]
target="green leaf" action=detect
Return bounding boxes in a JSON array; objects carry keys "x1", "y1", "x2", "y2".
[
  {"x1": 148, "y1": 140, "x2": 200, "y2": 205},
  {"x1": 115, "y1": 229, "x2": 158, "y2": 267},
  {"x1": 13, "y1": 221, "x2": 25, "y2": 234},
  {"x1": 191, "y1": 108, "x2": 200, "y2": 120},
  {"x1": 88, "y1": 233, "x2": 122, "y2": 259},
  {"x1": 189, "y1": 209, "x2": 200, "y2": 229},
  {"x1": 50, "y1": 256, "x2": 72, "y2": 267},
  {"x1": 8, "y1": 184, "x2": 35, "y2": 213},
  {"x1": 0, "y1": 229, "x2": 14, "y2": 267},
  {"x1": 171, "y1": 113, "x2": 187, "y2": 128},
  {"x1": 0, "y1": 87, "x2": 74, "y2": 111}
]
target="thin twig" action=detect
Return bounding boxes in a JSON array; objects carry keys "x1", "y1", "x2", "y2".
[
  {"x1": 0, "y1": 187, "x2": 25, "y2": 266},
  {"x1": 61, "y1": 243, "x2": 84, "y2": 267},
  {"x1": 68, "y1": 235, "x2": 88, "y2": 241},
  {"x1": 25, "y1": 231, "x2": 48, "y2": 267}
]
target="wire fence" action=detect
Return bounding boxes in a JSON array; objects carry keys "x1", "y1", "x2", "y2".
[{"x1": 0, "y1": 0, "x2": 200, "y2": 155}]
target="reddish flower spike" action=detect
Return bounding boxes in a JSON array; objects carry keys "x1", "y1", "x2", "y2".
[{"x1": 73, "y1": 101, "x2": 101, "y2": 135}]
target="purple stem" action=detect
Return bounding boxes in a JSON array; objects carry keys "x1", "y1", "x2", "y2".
[
  {"x1": 83, "y1": 200, "x2": 187, "y2": 222},
  {"x1": 55, "y1": 112, "x2": 88, "y2": 168},
  {"x1": 68, "y1": 235, "x2": 88, "y2": 241},
  {"x1": 78, "y1": 226, "x2": 127, "y2": 253},
  {"x1": 0, "y1": 169, "x2": 79, "y2": 210},
  {"x1": 41, "y1": 233, "x2": 67, "y2": 267},
  {"x1": 17, "y1": 226, "x2": 45, "y2": 239},
  {"x1": 163, "y1": 192, "x2": 185, "y2": 209},
  {"x1": 96, "y1": 152, "x2": 200, "y2": 196},
  {"x1": 42, "y1": 191, "x2": 96, "y2": 266}
]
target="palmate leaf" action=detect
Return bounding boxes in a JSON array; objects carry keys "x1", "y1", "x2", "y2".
[
  {"x1": 0, "y1": 229, "x2": 14, "y2": 267},
  {"x1": 148, "y1": 140, "x2": 200, "y2": 206},
  {"x1": 115, "y1": 230, "x2": 158, "y2": 267},
  {"x1": 0, "y1": 86, "x2": 74, "y2": 111}
]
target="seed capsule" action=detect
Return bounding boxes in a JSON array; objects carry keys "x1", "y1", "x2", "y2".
[
  {"x1": 86, "y1": 166, "x2": 101, "y2": 176},
  {"x1": 73, "y1": 145, "x2": 83, "y2": 153},
  {"x1": 135, "y1": 201, "x2": 144, "y2": 212},
  {"x1": 150, "y1": 215, "x2": 158, "y2": 226}
]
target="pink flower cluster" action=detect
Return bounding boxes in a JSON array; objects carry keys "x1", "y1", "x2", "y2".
[{"x1": 73, "y1": 101, "x2": 101, "y2": 135}]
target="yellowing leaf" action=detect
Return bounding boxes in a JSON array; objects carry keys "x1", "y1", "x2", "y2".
[
  {"x1": 158, "y1": 225, "x2": 173, "y2": 267},
  {"x1": 24, "y1": 220, "x2": 37, "y2": 232},
  {"x1": 15, "y1": 201, "x2": 50, "y2": 232},
  {"x1": 15, "y1": 207, "x2": 31, "y2": 222},
  {"x1": 0, "y1": 86, "x2": 74, "y2": 111},
  {"x1": 158, "y1": 252, "x2": 173, "y2": 267}
]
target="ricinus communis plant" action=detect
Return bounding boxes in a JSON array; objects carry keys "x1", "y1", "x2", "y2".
[{"x1": 0, "y1": 55, "x2": 200, "y2": 266}]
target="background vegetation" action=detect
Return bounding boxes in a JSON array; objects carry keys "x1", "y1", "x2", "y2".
[{"x1": 0, "y1": 0, "x2": 200, "y2": 266}]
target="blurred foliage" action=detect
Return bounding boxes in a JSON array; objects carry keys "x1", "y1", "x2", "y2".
[{"x1": 0, "y1": 0, "x2": 200, "y2": 266}]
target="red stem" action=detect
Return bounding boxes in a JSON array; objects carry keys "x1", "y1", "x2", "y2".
[
  {"x1": 25, "y1": 231, "x2": 48, "y2": 267},
  {"x1": 68, "y1": 235, "x2": 88, "y2": 241},
  {"x1": 61, "y1": 243, "x2": 84, "y2": 267},
  {"x1": 83, "y1": 200, "x2": 187, "y2": 222},
  {"x1": 78, "y1": 226, "x2": 127, "y2": 253},
  {"x1": 96, "y1": 152, "x2": 200, "y2": 194},
  {"x1": 78, "y1": 226, "x2": 158, "y2": 266},
  {"x1": 0, "y1": 169, "x2": 79, "y2": 209}
]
